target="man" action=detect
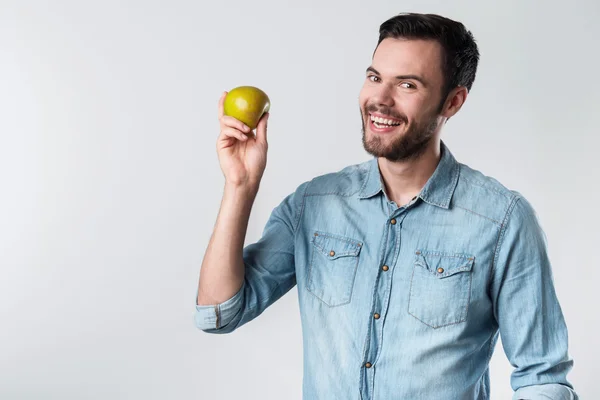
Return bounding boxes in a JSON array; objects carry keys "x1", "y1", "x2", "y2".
[{"x1": 195, "y1": 13, "x2": 578, "y2": 400}]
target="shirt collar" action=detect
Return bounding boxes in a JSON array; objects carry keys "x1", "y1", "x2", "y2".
[{"x1": 358, "y1": 141, "x2": 460, "y2": 209}]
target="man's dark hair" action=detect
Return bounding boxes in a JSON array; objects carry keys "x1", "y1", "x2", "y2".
[{"x1": 377, "y1": 13, "x2": 480, "y2": 101}]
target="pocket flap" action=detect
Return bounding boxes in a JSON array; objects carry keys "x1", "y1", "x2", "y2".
[
  {"x1": 312, "y1": 231, "x2": 363, "y2": 260},
  {"x1": 415, "y1": 250, "x2": 474, "y2": 278}
]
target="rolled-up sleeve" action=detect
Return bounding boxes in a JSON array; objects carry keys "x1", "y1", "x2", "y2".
[
  {"x1": 194, "y1": 180, "x2": 310, "y2": 334},
  {"x1": 491, "y1": 194, "x2": 578, "y2": 400},
  {"x1": 194, "y1": 282, "x2": 245, "y2": 332},
  {"x1": 513, "y1": 383, "x2": 578, "y2": 400}
]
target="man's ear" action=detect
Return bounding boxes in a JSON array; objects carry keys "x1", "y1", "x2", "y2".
[{"x1": 441, "y1": 86, "x2": 469, "y2": 120}]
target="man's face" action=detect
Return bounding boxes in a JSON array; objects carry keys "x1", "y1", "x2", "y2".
[{"x1": 359, "y1": 38, "x2": 447, "y2": 162}]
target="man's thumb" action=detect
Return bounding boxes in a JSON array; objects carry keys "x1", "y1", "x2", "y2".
[{"x1": 256, "y1": 112, "x2": 269, "y2": 145}]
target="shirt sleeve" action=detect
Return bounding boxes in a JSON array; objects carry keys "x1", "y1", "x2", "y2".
[
  {"x1": 194, "y1": 180, "x2": 310, "y2": 334},
  {"x1": 491, "y1": 194, "x2": 578, "y2": 400}
]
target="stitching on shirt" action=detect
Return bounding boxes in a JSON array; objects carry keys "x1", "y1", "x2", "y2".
[
  {"x1": 489, "y1": 195, "x2": 521, "y2": 290},
  {"x1": 214, "y1": 304, "x2": 220, "y2": 329},
  {"x1": 454, "y1": 205, "x2": 502, "y2": 225},
  {"x1": 389, "y1": 213, "x2": 404, "y2": 271},
  {"x1": 460, "y1": 173, "x2": 512, "y2": 199},
  {"x1": 372, "y1": 223, "x2": 400, "y2": 366},
  {"x1": 293, "y1": 180, "x2": 310, "y2": 235},
  {"x1": 463, "y1": 270, "x2": 473, "y2": 324},
  {"x1": 312, "y1": 231, "x2": 362, "y2": 246},
  {"x1": 305, "y1": 189, "x2": 361, "y2": 198},
  {"x1": 417, "y1": 250, "x2": 474, "y2": 258},
  {"x1": 484, "y1": 331, "x2": 498, "y2": 366},
  {"x1": 359, "y1": 226, "x2": 389, "y2": 379},
  {"x1": 367, "y1": 226, "x2": 392, "y2": 367}
]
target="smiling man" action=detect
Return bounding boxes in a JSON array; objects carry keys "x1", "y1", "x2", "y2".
[{"x1": 195, "y1": 13, "x2": 578, "y2": 400}]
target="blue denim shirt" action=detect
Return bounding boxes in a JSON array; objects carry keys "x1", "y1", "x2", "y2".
[{"x1": 195, "y1": 141, "x2": 578, "y2": 400}]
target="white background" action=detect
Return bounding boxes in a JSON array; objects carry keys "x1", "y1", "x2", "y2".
[{"x1": 1, "y1": 0, "x2": 597, "y2": 398}]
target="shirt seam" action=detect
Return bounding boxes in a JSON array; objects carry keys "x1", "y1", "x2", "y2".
[
  {"x1": 293, "y1": 180, "x2": 310, "y2": 235},
  {"x1": 460, "y1": 172, "x2": 513, "y2": 200},
  {"x1": 489, "y1": 195, "x2": 521, "y2": 288},
  {"x1": 454, "y1": 205, "x2": 502, "y2": 226}
]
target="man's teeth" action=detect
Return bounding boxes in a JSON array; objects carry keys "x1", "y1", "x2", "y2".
[{"x1": 370, "y1": 114, "x2": 401, "y2": 127}]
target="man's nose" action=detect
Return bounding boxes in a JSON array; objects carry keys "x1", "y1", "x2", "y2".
[{"x1": 372, "y1": 84, "x2": 395, "y2": 107}]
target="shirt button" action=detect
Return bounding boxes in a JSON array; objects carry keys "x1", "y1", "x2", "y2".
[
  {"x1": 382, "y1": 265, "x2": 389, "y2": 271},
  {"x1": 374, "y1": 313, "x2": 380, "y2": 319},
  {"x1": 329, "y1": 250, "x2": 335, "y2": 257},
  {"x1": 437, "y1": 267, "x2": 444, "y2": 273},
  {"x1": 390, "y1": 218, "x2": 397, "y2": 225},
  {"x1": 365, "y1": 362, "x2": 372, "y2": 368}
]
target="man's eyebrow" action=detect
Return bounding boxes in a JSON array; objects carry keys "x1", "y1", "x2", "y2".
[{"x1": 366, "y1": 66, "x2": 427, "y2": 86}]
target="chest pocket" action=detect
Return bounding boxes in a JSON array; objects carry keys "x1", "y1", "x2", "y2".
[
  {"x1": 408, "y1": 250, "x2": 475, "y2": 328},
  {"x1": 307, "y1": 231, "x2": 363, "y2": 307}
]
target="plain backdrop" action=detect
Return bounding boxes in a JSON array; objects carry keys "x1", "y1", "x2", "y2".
[{"x1": 1, "y1": 0, "x2": 598, "y2": 399}]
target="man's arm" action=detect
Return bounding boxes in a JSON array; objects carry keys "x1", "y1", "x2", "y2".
[
  {"x1": 490, "y1": 194, "x2": 578, "y2": 400},
  {"x1": 196, "y1": 184, "x2": 257, "y2": 307},
  {"x1": 195, "y1": 91, "x2": 281, "y2": 333},
  {"x1": 194, "y1": 180, "x2": 309, "y2": 334}
]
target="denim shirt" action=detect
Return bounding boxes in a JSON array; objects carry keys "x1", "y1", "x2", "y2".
[{"x1": 195, "y1": 141, "x2": 578, "y2": 400}]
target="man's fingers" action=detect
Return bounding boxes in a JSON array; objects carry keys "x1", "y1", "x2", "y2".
[
  {"x1": 219, "y1": 127, "x2": 248, "y2": 142},
  {"x1": 220, "y1": 115, "x2": 251, "y2": 134}
]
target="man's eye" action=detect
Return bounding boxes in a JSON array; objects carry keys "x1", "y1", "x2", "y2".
[
  {"x1": 400, "y1": 82, "x2": 415, "y2": 89},
  {"x1": 368, "y1": 75, "x2": 380, "y2": 82}
]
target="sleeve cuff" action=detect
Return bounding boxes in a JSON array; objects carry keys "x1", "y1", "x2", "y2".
[
  {"x1": 513, "y1": 383, "x2": 578, "y2": 400},
  {"x1": 194, "y1": 282, "x2": 245, "y2": 332}
]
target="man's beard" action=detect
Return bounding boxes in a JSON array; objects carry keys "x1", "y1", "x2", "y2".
[{"x1": 361, "y1": 106, "x2": 440, "y2": 162}]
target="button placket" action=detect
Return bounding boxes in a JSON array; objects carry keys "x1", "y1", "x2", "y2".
[{"x1": 361, "y1": 209, "x2": 409, "y2": 397}]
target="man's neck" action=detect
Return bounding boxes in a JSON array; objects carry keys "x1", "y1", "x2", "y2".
[{"x1": 377, "y1": 141, "x2": 441, "y2": 206}]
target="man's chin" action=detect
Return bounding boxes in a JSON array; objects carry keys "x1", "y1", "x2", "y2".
[
  {"x1": 363, "y1": 136, "x2": 431, "y2": 162},
  {"x1": 362, "y1": 141, "x2": 392, "y2": 159}
]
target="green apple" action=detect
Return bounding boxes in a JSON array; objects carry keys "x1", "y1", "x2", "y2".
[{"x1": 223, "y1": 86, "x2": 270, "y2": 131}]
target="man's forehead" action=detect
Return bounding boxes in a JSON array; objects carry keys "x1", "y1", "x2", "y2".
[{"x1": 372, "y1": 38, "x2": 443, "y2": 78}]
